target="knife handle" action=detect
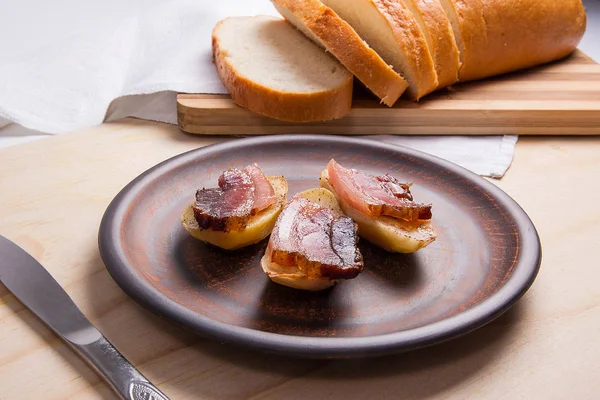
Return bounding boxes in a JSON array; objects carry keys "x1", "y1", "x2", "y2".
[{"x1": 72, "y1": 334, "x2": 169, "y2": 400}]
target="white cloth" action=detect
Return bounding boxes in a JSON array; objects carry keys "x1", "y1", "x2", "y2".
[
  {"x1": 0, "y1": 0, "x2": 526, "y2": 177},
  {"x1": 0, "y1": 0, "x2": 277, "y2": 132},
  {"x1": 363, "y1": 135, "x2": 518, "y2": 178}
]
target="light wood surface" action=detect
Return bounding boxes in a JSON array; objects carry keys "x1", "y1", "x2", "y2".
[
  {"x1": 177, "y1": 50, "x2": 600, "y2": 136},
  {"x1": 0, "y1": 119, "x2": 599, "y2": 399}
]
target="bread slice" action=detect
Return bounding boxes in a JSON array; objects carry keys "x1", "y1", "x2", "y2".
[
  {"x1": 437, "y1": 0, "x2": 487, "y2": 82},
  {"x1": 212, "y1": 16, "x2": 353, "y2": 122},
  {"x1": 403, "y1": 0, "x2": 461, "y2": 89},
  {"x1": 321, "y1": 0, "x2": 438, "y2": 100},
  {"x1": 271, "y1": 0, "x2": 408, "y2": 107},
  {"x1": 181, "y1": 176, "x2": 288, "y2": 251}
]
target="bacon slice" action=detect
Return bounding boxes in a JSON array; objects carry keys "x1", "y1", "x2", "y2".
[
  {"x1": 267, "y1": 194, "x2": 363, "y2": 280},
  {"x1": 193, "y1": 164, "x2": 276, "y2": 232},
  {"x1": 243, "y1": 163, "x2": 276, "y2": 213},
  {"x1": 327, "y1": 159, "x2": 432, "y2": 222}
]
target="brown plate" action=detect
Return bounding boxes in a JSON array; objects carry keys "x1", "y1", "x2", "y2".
[{"x1": 98, "y1": 135, "x2": 541, "y2": 358}]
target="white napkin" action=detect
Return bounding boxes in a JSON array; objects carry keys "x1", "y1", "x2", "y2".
[
  {"x1": 363, "y1": 135, "x2": 518, "y2": 178},
  {"x1": 0, "y1": 0, "x2": 276, "y2": 131},
  {"x1": 0, "y1": 0, "x2": 518, "y2": 177}
]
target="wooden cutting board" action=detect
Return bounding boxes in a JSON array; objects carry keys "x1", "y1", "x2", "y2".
[{"x1": 177, "y1": 50, "x2": 600, "y2": 135}]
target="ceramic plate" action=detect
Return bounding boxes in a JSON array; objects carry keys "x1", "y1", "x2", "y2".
[{"x1": 98, "y1": 135, "x2": 541, "y2": 358}]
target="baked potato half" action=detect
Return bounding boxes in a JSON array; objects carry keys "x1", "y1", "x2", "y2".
[
  {"x1": 261, "y1": 188, "x2": 364, "y2": 291},
  {"x1": 181, "y1": 175, "x2": 288, "y2": 250},
  {"x1": 320, "y1": 169, "x2": 436, "y2": 253}
]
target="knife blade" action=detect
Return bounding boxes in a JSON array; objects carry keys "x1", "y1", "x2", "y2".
[{"x1": 0, "y1": 235, "x2": 169, "y2": 400}]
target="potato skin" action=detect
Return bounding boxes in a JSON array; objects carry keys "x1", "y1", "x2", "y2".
[{"x1": 260, "y1": 252, "x2": 339, "y2": 291}]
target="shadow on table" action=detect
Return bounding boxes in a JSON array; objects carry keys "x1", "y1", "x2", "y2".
[
  {"x1": 75, "y1": 246, "x2": 526, "y2": 400},
  {"x1": 183, "y1": 301, "x2": 524, "y2": 399}
]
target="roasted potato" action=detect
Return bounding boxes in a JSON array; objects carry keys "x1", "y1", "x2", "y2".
[
  {"x1": 261, "y1": 187, "x2": 363, "y2": 291},
  {"x1": 181, "y1": 176, "x2": 288, "y2": 250},
  {"x1": 320, "y1": 169, "x2": 436, "y2": 253}
]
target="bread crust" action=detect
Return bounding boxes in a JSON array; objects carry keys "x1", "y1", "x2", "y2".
[
  {"x1": 437, "y1": 0, "x2": 487, "y2": 82},
  {"x1": 211, "y1": 17, "x2": 353, "y2": 123},
  {"x1": 471, "y1": 0, "x2": 587, "y2": 82},
  {"x1": 407, "y1": 0, "x2": 461, "y2": 89},
  {"x1": 272, "y1": 0, "x2": 408, "y2": 107},
  {"x1": 369, "y1": 0, "x2": 439, "y2": 100},
  {"x1": 443, "y1": 0, "x2": 587, "y2": 82}
]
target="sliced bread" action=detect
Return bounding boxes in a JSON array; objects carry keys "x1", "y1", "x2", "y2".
[
  {"x1": 437, "y1": 0, "x2": 487, "y2": 82},
  {"x1": 321, "y1": 0, "x2": 439, "y2": 100},
  {"x1": 271, "y1": 0, "x2": 408, "y2": 107},
  {"x1": 403, "y1": 0, "x2": 461, "y2": 89},
  {"x1": 212, "y1": 16, "x2": 353, "y2": 122}
]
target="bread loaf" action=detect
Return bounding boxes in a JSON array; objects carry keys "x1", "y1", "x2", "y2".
[
  {"x1": 271, "y1": 0, "x2": 409, "y2": 106},
  {"x1": 321, "y1": 0, "x2": 439, "y2": 100},
  {"x1": 212, "y1": 16, "x2": 353, "y2": 122},
  {"x1": 440, "y1": 0, "x2": 587, "y2": 82},
  {"x1": 210, "y1": 1, "x2": 587, "y2": 121}
]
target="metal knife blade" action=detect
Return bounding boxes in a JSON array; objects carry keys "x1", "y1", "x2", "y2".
[
  {"x1": 0, "y1": 235, "x2": 101, "y2": 345},
  {"x1": 0, "y1": 235, "x2": 169, "y2": 400}
]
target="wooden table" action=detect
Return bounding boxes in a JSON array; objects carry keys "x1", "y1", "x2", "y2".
[{"x1": 1, "y1": 119, "x2": 599, "y2": 399}]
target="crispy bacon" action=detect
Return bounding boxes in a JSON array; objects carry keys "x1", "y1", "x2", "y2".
[
  {"x1": 193, "y1": 164, "x2": 276, "y2": 231},
  {"x1": 267, "y1": 195, "x2": 363, "y2": 280},
  {"x1": 376, "y1": 174, "x2": 413, "y2": 200},
  {"x1": 327, "y1": 159, "x2": 432, "y2": 222}
]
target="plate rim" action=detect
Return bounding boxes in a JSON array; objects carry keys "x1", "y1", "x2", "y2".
[{"x1": 98, "y1": 134, "x2": 542, "y2": 358}]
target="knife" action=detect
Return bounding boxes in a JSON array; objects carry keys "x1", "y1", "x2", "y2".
[{"x1": 0, "y1": 235, "x2": 169, "y2": 400}]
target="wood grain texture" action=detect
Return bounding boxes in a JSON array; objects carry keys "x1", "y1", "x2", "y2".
[
  {"x1": 1, "y1": 118, "x2": 599, "y2": 399},
  {"x1": 177, "y1": 50, "x2": 600, "y2": 135}
]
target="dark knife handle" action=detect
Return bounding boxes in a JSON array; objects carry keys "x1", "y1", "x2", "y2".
[{"x1": 72, "y1": 335, "x2": 169, "y2": 400}]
